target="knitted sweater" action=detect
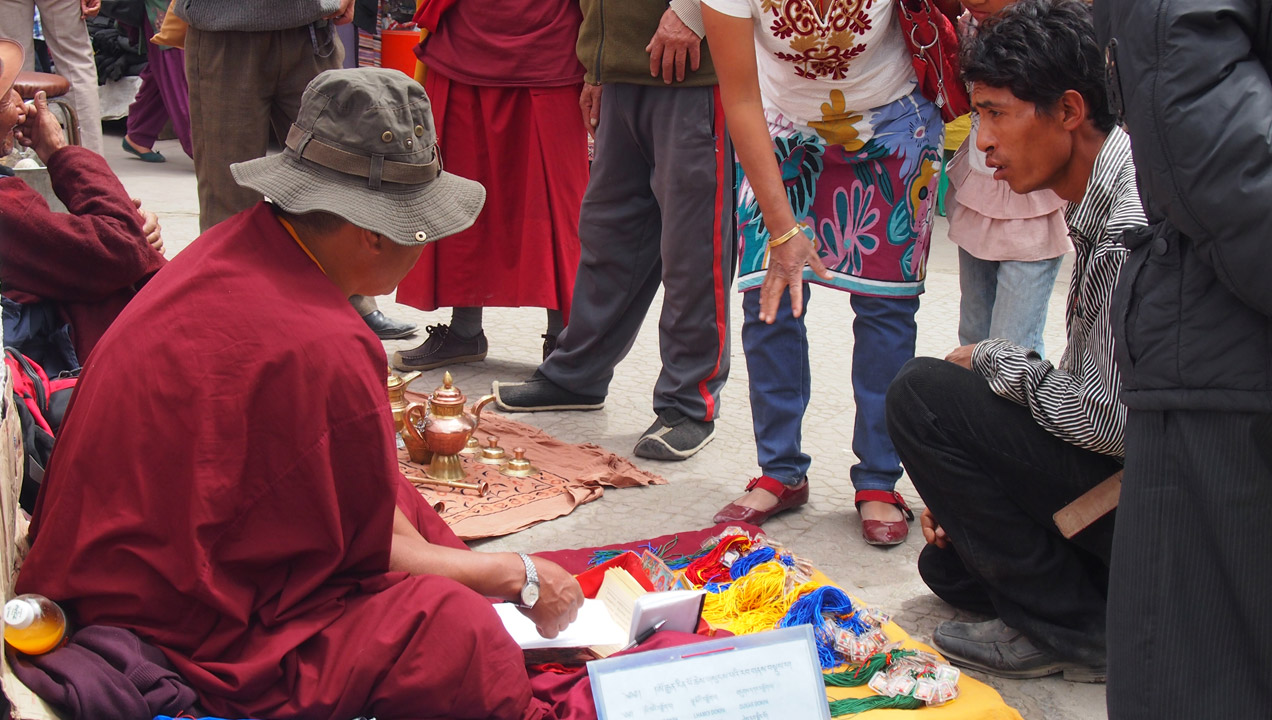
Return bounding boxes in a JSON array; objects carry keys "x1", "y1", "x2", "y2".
[{"x1": 174, "y1": 0, "x2": 341, "y2": 32}]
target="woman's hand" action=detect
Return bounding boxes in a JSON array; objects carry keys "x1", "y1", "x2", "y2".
[{"x1": 759, "y1": 229, "x2": 831, "y2": 322}]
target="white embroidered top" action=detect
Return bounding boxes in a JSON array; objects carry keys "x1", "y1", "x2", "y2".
[{"x1": 702, "y1": 0, "x2": 917, "y2": 125}]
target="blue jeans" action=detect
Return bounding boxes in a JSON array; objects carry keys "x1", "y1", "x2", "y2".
[
  {"x1": 957, "y1": 248, "x2": 1064, "y2": 358},
  {"x1": 742, "y1": 287, "x2": 919, "y2": 492}
]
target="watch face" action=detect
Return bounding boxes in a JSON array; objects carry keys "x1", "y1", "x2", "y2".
[{"x1": 521, "y1": 583, "x2": 540, "y2": 608}]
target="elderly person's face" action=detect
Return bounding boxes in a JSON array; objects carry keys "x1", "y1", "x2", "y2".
[{"x1": 0, "y1": 88, "x2": 27, "y2": 155}]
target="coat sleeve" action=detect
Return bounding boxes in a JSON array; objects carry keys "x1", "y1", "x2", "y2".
[
  {"x1": 0, "y1": 146, "x2": 161, "y2": 303},
  {"x1": 1111, "y1": 0, "x2": 1272, "y2": 316}
]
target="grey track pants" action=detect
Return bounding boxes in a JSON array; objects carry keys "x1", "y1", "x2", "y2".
[{"x1": 540, "y1": 83, "x2": 734, "y2": 422}]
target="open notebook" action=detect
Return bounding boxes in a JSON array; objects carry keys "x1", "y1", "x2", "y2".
[{"x1": 495, "y1": 568, "x2": 706, "y2": 661}]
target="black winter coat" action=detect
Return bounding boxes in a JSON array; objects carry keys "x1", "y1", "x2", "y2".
[{"x1": 1097, "y1": 0, "x2": 1272, "y2": 413}]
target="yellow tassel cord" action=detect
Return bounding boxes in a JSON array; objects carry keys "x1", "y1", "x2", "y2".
[{"x1": 702, "y1": 561, "x2": 820, "y2": 635}]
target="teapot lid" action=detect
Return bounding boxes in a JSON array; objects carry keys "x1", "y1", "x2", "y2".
[
  {"x1": 429, "y1": 371, "x2": 465, "y2": 406},
  {"x1": 386, "y1": 369, "x2": 406, "y2": 390}
]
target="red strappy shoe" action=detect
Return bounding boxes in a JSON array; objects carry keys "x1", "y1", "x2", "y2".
[
  {"x1": 855, "y1": 490, "x2": 915, "y2": 546},
  {"x1": 712, "y1": 475, "x2": 809, "y2": 526}
]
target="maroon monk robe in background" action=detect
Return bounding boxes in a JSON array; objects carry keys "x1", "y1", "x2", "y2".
[
  {"x1": 15, "y1": 202, "x2": 613, "y2": 720},
  {"x1": 0, "y1": 146, "x2": 165, "y2": 361},
  {"x1": 395, "y1": 0, "x2": 587, "y2": 320}
]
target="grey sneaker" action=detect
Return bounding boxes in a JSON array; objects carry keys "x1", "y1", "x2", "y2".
[
  {"x1": 931, "y1": 618, "x2": 1106, "y2": 683},
  {"x1": 492, "y1": 371, "x2": 605, "y2": 412},
  {"x1": 633, "y1": 409, "x2": 715, "y2": 461}
]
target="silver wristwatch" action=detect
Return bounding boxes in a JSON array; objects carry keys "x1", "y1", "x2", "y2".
[{"x1": 517, "y1": 552, "x2": 540, "y2": 609}]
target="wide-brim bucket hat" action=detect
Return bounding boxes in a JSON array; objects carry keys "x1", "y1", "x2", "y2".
[
  {"x1": 231, "y1": 68, "x2": 485, "y2": 246},
  {"x1": 0, "y1": 38, "x2": 24, "y2": 99}
]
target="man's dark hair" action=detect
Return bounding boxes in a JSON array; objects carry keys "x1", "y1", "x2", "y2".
[{"x1": 961, "y1": 0, "x2": 1115, "y2": 132}]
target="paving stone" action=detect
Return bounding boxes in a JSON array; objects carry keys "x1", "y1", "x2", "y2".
[{"x1": 105, "y1": 131, "x2": 1105, "y2": 720}]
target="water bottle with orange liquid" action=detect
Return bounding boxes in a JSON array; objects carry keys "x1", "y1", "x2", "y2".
[{"x1": 3, "y1": 594, "x2": 68, "y2": 654}]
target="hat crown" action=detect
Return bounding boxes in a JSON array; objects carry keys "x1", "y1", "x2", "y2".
[{"x1": 296, "y1": 68, "x2": 436, "y2": 163}]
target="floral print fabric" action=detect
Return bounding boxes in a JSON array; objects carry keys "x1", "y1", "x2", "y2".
[{"x1": 737, "y1": 92, "x2": 943, "y2": 298}]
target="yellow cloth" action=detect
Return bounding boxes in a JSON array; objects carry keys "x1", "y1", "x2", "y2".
[{"x1": 944, "y1": 113, "x2": 972, "y2": 152}]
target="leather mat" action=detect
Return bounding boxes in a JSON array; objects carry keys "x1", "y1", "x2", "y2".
[{"x1": 399, "y1": 407, "x2": 666, "y2": 540}]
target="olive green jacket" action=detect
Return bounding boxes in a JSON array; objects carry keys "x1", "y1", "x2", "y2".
[{"x1": 576, "y1": 0, "x2": 718, "y2": 87}]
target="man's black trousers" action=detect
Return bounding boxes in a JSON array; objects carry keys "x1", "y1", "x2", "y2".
[{"x1": 886, "y1": 357, "x2": 1121, "y2": 665}]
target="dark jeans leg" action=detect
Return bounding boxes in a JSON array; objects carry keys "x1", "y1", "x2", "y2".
[
  {"x1": 885, "y1": 357, "x2": 1122, "y2": 665},
  {"x1": 741, "y1": 286, "x2": 811, "y2": 486},
  {"x1": 849, "y1": 294, "x2": 919, "y2": 492}
]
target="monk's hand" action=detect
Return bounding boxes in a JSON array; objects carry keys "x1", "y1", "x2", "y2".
[
  {"x1": 758, "y1": 226, "x2": 831, "y2": 323},
  {"x1": 15, "y1": 91, "x2": 67, "y2": 164},
  {"x1": 944, "y1": 344, "x2": 976, "y2": 370},
  {"x1": 645, "y1": 7, "x2": 701, "y2": 84},
  {"x1": 133, "y1": 198, "x2": 164, "y2": 255},
  {"x1": 920, "y1": 508, "x2": 950, "y2": 549},
  {"x1": 520, "y1": 557, "x2": 584, "y2": 639},
  {"x1": 80, "y1": 0, "x2": 101, "y2": 18},
  {"x1": 579, "y1": 84, "x2": 602, "y2": 139}
]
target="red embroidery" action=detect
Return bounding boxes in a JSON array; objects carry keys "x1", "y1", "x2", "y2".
[{"x1": 766, "y1": 0, "x2": 875, "y2": 80}]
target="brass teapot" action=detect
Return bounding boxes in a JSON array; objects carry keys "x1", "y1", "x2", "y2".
[{"x1": 403, "y1": 372, "x2": 495, "y2": 481}]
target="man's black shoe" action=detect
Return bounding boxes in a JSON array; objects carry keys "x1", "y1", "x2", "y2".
[
  {"x1": 363, "y1": 310, "x2": 417, "y2": 340},
  {"x1": 632, "y1": 408, "x2": 715, "y2": 461},
  {"x1": 492, "y1": 371, "x2": 604, "y2": 411},
  {"x1": 932, "y1": 619, "x2": 1106, "y2": 683}
]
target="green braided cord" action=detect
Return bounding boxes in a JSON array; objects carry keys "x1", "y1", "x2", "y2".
[
  {"x1": 823, "y1": 650, "x2": 918, "y2": 687},
  {"x1": 828, "y1": 694, "x2": 924, "y2": 716}
]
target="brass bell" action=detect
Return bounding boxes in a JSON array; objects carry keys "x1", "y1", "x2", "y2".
[
  {"x1": 500, "y1": 447, "x2": 537, "y2": 477},
  {"x1": 478, "y1": 436, "x2": 508, "y2": 466}
]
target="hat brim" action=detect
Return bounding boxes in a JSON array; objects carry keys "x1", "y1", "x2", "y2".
[
  {"x1": 0, "y1": 39, "x2": 24, "y2": 98},
  {"x1": 230, "y1": 152, "x2": 486, "y2": 246}
]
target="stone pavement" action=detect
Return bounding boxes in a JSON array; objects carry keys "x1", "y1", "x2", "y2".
[{"x1": 103, "y1": 126, "x2": 1105, "y2": 720}]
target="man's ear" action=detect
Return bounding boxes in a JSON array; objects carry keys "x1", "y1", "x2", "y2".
[
  {"x1": 359, "y1": 226, "x2": 386, "y2": 254},
  {"x1": 1058, "y1": 89, "x2": 1088, "y2": 132}
]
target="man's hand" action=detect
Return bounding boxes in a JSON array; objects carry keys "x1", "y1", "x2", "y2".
[
  {"x1": 15, "y1": 92, "x2": 67, "y2": 164},
  {"x1": 80, "y1": 0, "x2": 101, "y2": 18},
  {"x1": 134, "y1": 198, "x2": 164, "y2": 255},
  {"x1": 579, "y1": 84, "x2": 602, "y2": 139},
  {"x1": 944, "y1": 344, "x2": 976, "y2": 370},
  {"x1": 920, "y1": 508, "x2": 950, "y2": 549},
  {"x1": 327, "y1": 0, "x2": 355, "y2": 25},
  {"x1": 645, "y1": 8, "x2": 701, "y2": 84},
  {"x1": 758, "y1": 231, "x2": 832, "y2": 322},
  {"x1": 518, "y1": 557, "x2": 584, "y2": 639}
]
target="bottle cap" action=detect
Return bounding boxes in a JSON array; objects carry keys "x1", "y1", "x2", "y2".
[{"x1": 3, "y1": 598, "x2": 35, "y2": 629}]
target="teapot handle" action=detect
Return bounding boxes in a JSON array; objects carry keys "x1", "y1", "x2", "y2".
[
  {"x1": 472, "y1": 394, "x2": 496, "y2": 432},
  {"x1": 403, "y1": 402, "x2": 428, "y2": 445}
]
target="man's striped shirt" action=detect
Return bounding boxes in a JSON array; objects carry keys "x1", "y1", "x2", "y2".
[{"x1": 971, "y1": 126, "x2": 1145, "y2": 458}]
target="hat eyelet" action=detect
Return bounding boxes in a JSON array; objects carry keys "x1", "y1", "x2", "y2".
[
  {"x1": 415, "y1": 231, "x2": 428, "y2": 242},
  {"x1": 414, "y1": 125, "x2": 424, "y2": 138},
  {"x1": 381, "y1": 130, "x2": 394, "y2": 143},
  {"x1": 405, "y1": 138, "x2": 414, "y2": 148}
]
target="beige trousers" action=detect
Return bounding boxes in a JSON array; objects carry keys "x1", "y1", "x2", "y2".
[
  {"x1": 184, "y1": 23, "x2": 342, "y2": 232},
  {"x1": 0, "y1": 0, "x2": 103, "y2": 154}
]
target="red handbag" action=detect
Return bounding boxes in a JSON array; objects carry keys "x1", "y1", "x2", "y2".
[{"x1": 897, "y1": 0, "x2": 970, "y2": 123}]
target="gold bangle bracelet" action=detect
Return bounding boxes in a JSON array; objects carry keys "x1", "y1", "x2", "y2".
[{"x1": 768, "y1": 224, "x2": 804, "y2": 249}]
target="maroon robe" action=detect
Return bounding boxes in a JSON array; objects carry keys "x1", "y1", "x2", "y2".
[
  {"x1": 0, "y1": 146, "x2": 166, "y2": 361},
  {"x1": 15, "y1": 203, "x2": 602, "y2": 719}
]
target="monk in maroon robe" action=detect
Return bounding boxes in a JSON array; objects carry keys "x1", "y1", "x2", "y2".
[
  {"x1": 16, "y1": 69, "x2": 598, "y2": 720},
  {"x1": 0, "y1": 38, "x2": 165, "y2": 370}
]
